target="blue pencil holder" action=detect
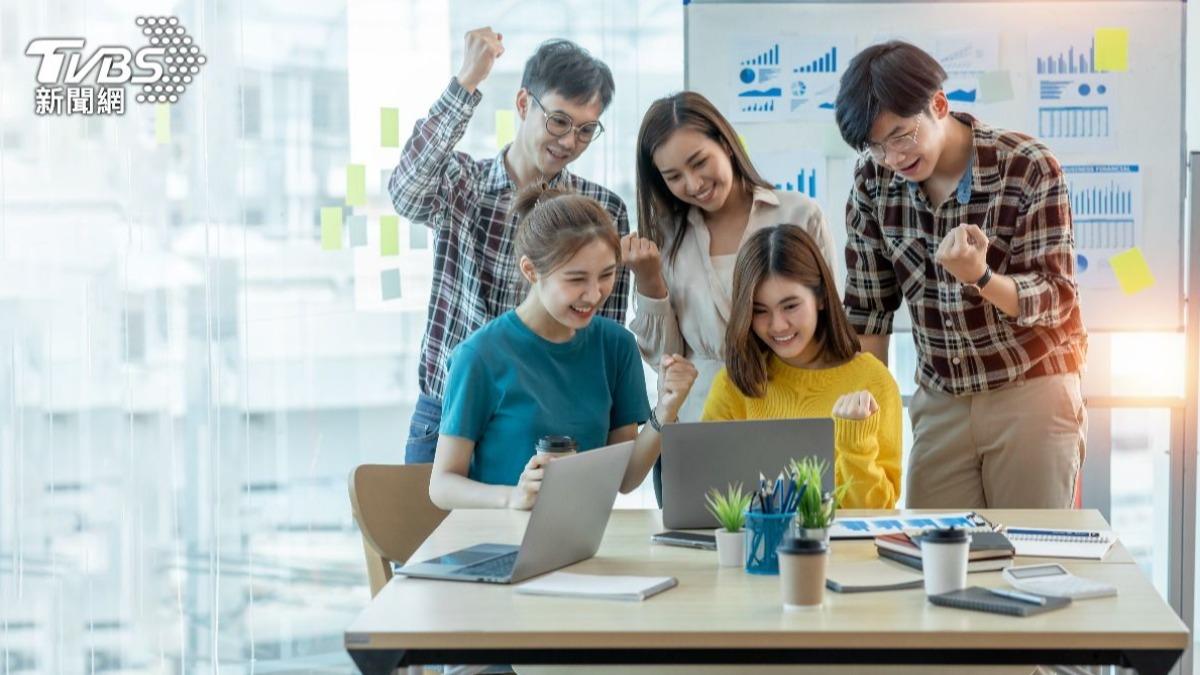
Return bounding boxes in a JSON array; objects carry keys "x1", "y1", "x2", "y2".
[{"x1": 744, "y1": 511, "x2": 795, "y2": 575}]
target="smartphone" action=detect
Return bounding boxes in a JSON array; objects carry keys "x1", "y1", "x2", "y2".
[{"x1": 651, "y1": 530, "x2": 717, "y2": 550}]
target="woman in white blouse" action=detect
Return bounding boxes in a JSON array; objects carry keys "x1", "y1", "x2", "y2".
[{"x1": 624, "y1": 91, "x2": 836, "y2": 425}]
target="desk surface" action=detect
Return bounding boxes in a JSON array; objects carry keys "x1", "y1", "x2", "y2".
[{"x1": 346, "y1": 509, "x2": 1185, "y2": 654}]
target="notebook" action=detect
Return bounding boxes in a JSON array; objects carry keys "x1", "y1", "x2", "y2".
[
  {"x1": 875, "y1": 531, "x2": 1015, "y2": 561},
  {"x1": 929, "y1": 586, "x2": 1072, "y2": 617},
  {"x1": 825, "y1": 559, "x2": 924, "y2": 593},
  {"x1": 515, "y1": 572, "x2": 678, "y2": 601},
  {"x1": 1004, "y1": 527, "x2": 1116, "y2": 560},
  {"x1": 878, "y1": 547, "x2": 1013, "y2": 573}
]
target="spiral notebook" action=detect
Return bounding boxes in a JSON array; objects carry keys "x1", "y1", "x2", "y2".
[{"x1": 1003, "y1": 527, "x2": 1116, "y2": 560}]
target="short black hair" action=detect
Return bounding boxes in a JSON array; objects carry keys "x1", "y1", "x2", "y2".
[
  {"x1": 834, "y1": 41, "x2": 947, "y2": 151},
  {"x1": 521, "y1": 39, "x2": 615, "y2": 111}
]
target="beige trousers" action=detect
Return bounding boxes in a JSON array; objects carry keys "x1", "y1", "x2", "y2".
[{"x1": 906, "y1": 373, "x2": 1087, "y2": 509}]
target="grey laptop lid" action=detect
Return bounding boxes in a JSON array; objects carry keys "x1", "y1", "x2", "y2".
[
  {"x1": 660, "y1": 418, "x2": 834, "y2": 529},
  {"x1": 398, "y1": 440, "x2": 634, "y2": 584},
  {"x1": 509, "y1": 440, "x2": 633, "y2": 582}
]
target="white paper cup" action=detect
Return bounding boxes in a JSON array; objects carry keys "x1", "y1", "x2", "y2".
[{"x1": 920, "y1": 529, "x2": 971, "y2": 596}]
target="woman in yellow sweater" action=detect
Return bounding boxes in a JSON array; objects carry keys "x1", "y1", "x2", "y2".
[{"x1": 702, "y1": 224, "x2": 902, "y2": 508}]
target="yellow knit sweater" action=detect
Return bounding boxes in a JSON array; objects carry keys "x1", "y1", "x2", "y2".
[{"x1": 701, "y1": 352, "x2": 902, "y2": 509}]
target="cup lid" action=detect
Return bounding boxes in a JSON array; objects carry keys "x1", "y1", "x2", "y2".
[
  {"x1": 919, "y1": 527, "x2": 969, "y2": 544},
  {"x1": 536, "y1": 435, "x2": 577, "y2": 450},
  {"x1": 777, "y1": 536, "x2": 827, "y2": 555}
]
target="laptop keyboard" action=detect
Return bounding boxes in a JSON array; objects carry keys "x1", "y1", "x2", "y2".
[{"x1": 458, "y1": 551, "x2": 519, "y2": 579}]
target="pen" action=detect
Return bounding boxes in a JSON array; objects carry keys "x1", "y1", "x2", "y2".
[
  {"x1": 1005, "y1": 528, "x2": 1100, "y2": 538},
  {"x1": 987, "y1": 587, "x2": 1048, "y2": 606}
]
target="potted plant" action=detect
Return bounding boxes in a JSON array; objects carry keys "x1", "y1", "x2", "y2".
[
  {"x1": 788, "y1": 457, "x2": 851, "y2": 542},
  {"x1": 705, "y1": 482, "x2": 753, "y2": 567}
]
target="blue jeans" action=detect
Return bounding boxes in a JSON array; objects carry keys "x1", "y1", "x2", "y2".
[{"x1": 405, "y1": 393, "x2": 442, "y2": 464}]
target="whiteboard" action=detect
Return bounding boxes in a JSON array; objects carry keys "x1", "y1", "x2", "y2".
[{"x1": 685, "y1": 0, "x2": 1185, "y2": 332}]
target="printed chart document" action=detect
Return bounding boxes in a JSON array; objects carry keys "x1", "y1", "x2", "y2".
[
  {"x1": 830, "y1": 511, "x2": 994, "y2": 539},
  {"x1": 516, "y1": 572, "x2": 678, "y2": 601}
]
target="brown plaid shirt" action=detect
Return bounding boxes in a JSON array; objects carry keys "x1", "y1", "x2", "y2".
[
  {"x1": 844, "y1": 112, "x2": 1087, "y2": 396},
  {"x1": 389, "y1": 78, "x2": 631, "y2": 399}
]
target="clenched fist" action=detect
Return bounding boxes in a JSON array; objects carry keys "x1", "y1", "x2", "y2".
[
  {"x1": 832, "y1": 390, "x2": 879, "y2": 421},
  {"x1": 619, "y1": 232, "x2": 667, "y2": 299},
  {"x1": 456, "y1": 27, "x2": 504, "y2": 94},
  {"x1": 934, "y1": 223, "x2": 989, "y2": 285},
  {"x1": 656, "y1": 354, "x2": 698, "y2": 424}
]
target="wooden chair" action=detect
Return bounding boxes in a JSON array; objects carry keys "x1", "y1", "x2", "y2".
[{"x1": 348, "y1": 463, "x2": 449, "y2": 597}]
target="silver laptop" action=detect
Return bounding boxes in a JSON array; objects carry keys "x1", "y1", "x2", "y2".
[
  {"x1": 396, "y1": 441, "x2": 634, "y2": 584},
  {"x1": 661, "y1": 418, "x2": 835, "y2": 529}
]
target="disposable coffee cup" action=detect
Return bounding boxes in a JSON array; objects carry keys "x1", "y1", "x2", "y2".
[
  {"x1": 777, "y1": 536, "x2": 828, "y2": 609},
  {"x1": 535, "y1": 435, "x2": 578, "y2": 458},
  {"x1": 919, "y1": 528, "x2": 971, "y2": 597}
]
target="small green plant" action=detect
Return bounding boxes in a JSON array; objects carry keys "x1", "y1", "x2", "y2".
[
  {"x1": 705, "y1": 482, "x2": 753, "y2": 532},
  {"x1": 789, "y1": 457, "x2": 852, "y2": 530}
]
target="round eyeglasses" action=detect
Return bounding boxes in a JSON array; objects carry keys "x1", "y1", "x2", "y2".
[
  {"x1": 529, "y1": 92, "x2": 604, "y2": 144},
  {"x1": 861, "y1": 115, "x2": 921, "y2": 162}
]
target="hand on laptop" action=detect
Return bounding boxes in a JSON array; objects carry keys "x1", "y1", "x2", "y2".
[
  {"x1": 832, "y1": 390, "x2": 879, "y2": 421},
  {"x1": 508, "y1": 453, "x2": 552, "y2": 510},
  {"x1": 656, "y1": 354, "x2": 698, "y2": 424}
]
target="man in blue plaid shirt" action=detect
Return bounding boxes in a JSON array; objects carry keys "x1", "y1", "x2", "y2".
[{"x1": 389, "y1": 28, "x2": 631, "y2": 463}]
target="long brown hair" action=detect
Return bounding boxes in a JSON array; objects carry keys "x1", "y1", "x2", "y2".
[
  {"x1": 724, "y1": 225, "x2": 861, "y2": 398},
  {"x1": 635, "y1": 91, "x2": 773, "y2": 263},
  {"x1": 511, "y1": 183, "x2": 620, "y2": 279}
]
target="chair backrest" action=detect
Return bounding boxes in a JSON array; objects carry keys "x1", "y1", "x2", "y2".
[{"x1": 348, "y1": 463, "x2": 449, "y2": 596}]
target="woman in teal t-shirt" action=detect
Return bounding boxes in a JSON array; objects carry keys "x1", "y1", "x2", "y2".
[{"x1": 429, "y1": 184, "x2": 698, "y2": 511}]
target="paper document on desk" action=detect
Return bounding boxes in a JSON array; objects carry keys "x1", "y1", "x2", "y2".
[
  {"x1": 516, "y1": 572, "x2": 678, "y2": 601},
  {"x1": 830, "y1": 511, "x2": 994, "y2": 539}
]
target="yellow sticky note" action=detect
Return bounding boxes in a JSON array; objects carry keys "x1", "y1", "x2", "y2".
[
  {"x1": 1109, "y1": 247, "x2": 1155, "y2": 295},
  {"x1": 345, "y1": 164, "x2": 366, "y2": 207},
  {"x1": 1095, "y1": 28, "x2": 1129, "y2": 72},
  {"x1": 495, "y1": 110, "x2": 516, "y2": 150},
  {"x1": 155, "y1": 104, "x2": 171, "y2": 144},
  {"x1": 381, "y1": 107, "x2": 400, "y2": 148},
  {"x1": 380, "y1": 215, "x2": 400, "y2": 256},
  {"x1": 320, "y1": 207, "x2": 343, "y2": 250}
]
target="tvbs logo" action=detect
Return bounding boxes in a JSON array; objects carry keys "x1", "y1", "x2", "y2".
[{"x1": 27, "y1": 16, "x2": 206, "y2": 115}]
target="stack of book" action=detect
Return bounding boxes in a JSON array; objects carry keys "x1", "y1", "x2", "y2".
[{"x1": 875, "y1": 531, "x2": 1015, "y2": 572}]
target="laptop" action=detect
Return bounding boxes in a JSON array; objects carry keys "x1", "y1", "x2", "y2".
[
  {"x1": 660, "y1": 418, "x2": 835, "y2": 529},
  {"x1": 396, "y1": 440, "x2": 634, "y2": 584}
]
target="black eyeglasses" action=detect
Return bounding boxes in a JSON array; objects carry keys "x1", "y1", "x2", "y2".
[{"x1": 529, "y1": 93, "x2": 604, "y2": 144}]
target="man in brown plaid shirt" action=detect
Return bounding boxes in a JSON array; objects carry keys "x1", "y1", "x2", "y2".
[
  {"x1": 835, "y1": 42, "x2": 1088, "y2": 508},
  {"x1": 389, "y1": 29, "x2": 631, "y2": 463}
]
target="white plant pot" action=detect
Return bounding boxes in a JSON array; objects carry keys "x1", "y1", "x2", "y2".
[{"x1": 715, "y1": 528, "x2": 745, "y2": 567}]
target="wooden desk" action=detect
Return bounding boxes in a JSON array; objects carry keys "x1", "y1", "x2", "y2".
[{"x1": 345, "y1": 509, "x2": 1187, "y2": 674}]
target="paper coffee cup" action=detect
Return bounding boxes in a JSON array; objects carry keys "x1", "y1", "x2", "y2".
[
  {"x1": 777, "y1": 536, "x2": 828, "y2": 609},
  {"x1": 535, "y1": 435, "x2": 578, "y2": 457},
  {"x1": 919, "y1": 528, "x2": 971, "y2": 596}
]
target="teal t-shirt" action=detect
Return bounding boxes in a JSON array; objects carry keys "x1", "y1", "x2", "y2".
[{"x1": 440, "y1": 311, "x2": 651, "y2": 486}]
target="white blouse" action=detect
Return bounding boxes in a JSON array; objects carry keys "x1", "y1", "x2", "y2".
[{"x1": 629, "y1": 187, "x2": 835, "y2": 422}]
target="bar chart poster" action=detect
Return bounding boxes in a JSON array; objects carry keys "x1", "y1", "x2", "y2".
[
  {"x1": 753, "y1": 150, "x2": 828, "y2": 207},
  {"x1": 731, "y1": 38, "x2": 787, "y2": 121},
  {"x1": 1028, "y1": 32, "x2": 1121, "y2": 152},
  {"x1": 1063, "y1": 163, "x2": 1143, "y2": 290},
  {"x1": 783, "y1": 36, "x2": 855, "y2": 120}
]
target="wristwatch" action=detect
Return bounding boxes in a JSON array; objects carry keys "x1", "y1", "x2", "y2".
[
  {"x1": 648, "y1": 407, "x2": 674, "y2": 432},
  {"x1": 965, "y1": 267, "x2": 993, "y2": 293}
]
